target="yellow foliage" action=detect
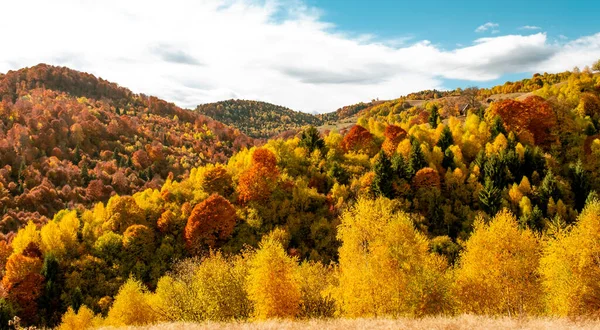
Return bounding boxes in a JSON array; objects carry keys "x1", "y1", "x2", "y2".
[
  {"x1": 519, "y1": 176, "x2": 532, "y2": 195},
  {"x1": 105, "y1": 278, "x2": 158, "y2": 326},
  {"x1": 246, "y1": 236, "x2": 301, "y2": 320},
  {"x1": 11, "y1": 221, "x2": 41, "y2": 254},
  {"x1": 508, "y1": 184, "x2": 523, "y2": 205},
  {"x1": 296, "y1": 261, "x2": 336, "y2": 318},
  {"x1": 454, "y1": 210, "x2": 542, "y2": 316},
  {"x1": 540, "y1": 199, "x2": 600, "y2": 316},
  {"x1": 396, "y1": 139, "x2": 412, "y2": 158},
  {"x1": 335, "y1": 197, "x2": 452, "y2": 318},
  {"x1": 152, "y1": 253, "x2": 251, "y2": 322},
  {"x1": 58, "y1": 305, "x2": 102, "y2": 330},
  {"x1": 41, "y1": 210, "x2": 80, "y2": 257}
]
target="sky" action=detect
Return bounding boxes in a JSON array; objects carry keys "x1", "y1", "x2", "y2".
[{"x1": 1, "y1": 0, "x2": 599, "y2": 113}]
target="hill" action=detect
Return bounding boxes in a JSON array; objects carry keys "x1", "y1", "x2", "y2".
[
  {"x1": 196, "y1": 99, "x2": 323, "y2": 139},
  {"x1": 0, "y1": 64, "x2": 256, "y2": 235},
  {"x1": 3, "y1": 65, "x2": 600, "y2": 329}
]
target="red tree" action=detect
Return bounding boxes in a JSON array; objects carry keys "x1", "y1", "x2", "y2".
[
  {"x1": 184, "y1": 194, "x2": 237, "y2": 254},
  {"x1": 340, "y1": 125, "x2": 376, "y2": 154}
]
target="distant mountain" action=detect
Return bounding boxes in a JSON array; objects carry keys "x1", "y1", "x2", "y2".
[
  {"x1": 317, "y1": 100, "x2": 385, "y2": 123},
  {"x1": 0, "y1": 64, "x2": 256, "y2": 233},
  {"x1": 196, "y1": 99, "x2": 323, "y2": 139}
]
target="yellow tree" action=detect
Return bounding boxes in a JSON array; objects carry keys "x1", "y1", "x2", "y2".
[
  {"x1": 335, "y1": 197, "x2": 452, "y2": 317},
  {"x1": 105, "y1": 278, "x2": 158, "y2": 326},
  {"x1": 540, "y1": 199, "x2": 600, "y2": 316},
  {"x1": 454, "y1": 209, "x2": 543, "y2": 316},
  {"x1": 246, "y1": 235, "x2": 301, "y2": 319}
]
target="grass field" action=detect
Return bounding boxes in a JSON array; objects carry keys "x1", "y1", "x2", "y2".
[{"x1": 102, "y1": 315, "x2": 600, "y2": 330}]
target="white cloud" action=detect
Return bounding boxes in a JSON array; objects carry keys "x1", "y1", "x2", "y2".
[
  {"x1": 0, "y1": 1, "x2": 599, "y2": 113},
  {"x1": 520, "y1": 25, "x2": 542, "y2": 30},
  {"x1": 475, "y1": 22, "x2": 499, "y2": 33}
]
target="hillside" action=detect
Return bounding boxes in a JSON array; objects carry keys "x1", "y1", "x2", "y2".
[
  {"x1": 2, "y1": 65, "x2": 600, "y2": 329},
  {"x1": 196, "y1": 99, "x2": 323, "y2": 139},
  {"x1": 0, "y1": 64, "x2": 256, "y2": 235}
]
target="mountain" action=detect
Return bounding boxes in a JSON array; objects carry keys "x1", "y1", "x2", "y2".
[
  {"x1": 196, "y1": 99, "x2": 323, "y2": 139},
  {"x1": 0, "y1": 64, "x2": 256, "y2": 234}
]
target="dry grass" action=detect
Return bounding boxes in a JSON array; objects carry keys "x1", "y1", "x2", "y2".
[{"x1": 102, "y1": 315, "x2": 600, "y2": 330}]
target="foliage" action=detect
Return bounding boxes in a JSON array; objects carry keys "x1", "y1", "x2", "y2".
[
  {"x1": 335, "y1": 198, "x2": 452, "y2": 317},
  {"x1": 454, "y1": 210, "x2": 543, "y2": 316},
  {"x1": 196, "y1": 99, "x2": 322, "y2": 139},
  {"x1": 246, "y1": 235, "x2": 301, "y2": 319}
]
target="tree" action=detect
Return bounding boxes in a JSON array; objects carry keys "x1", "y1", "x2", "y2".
[
  {"x1": 246, "y1": 236, "x2": 301, "y2": 319},
  {"x1": 371, "y1": 151, "x2": 393, "y2": 198},
  {"x1": 381, "y1": 125, "x2": 407, "y2": 156},
  {"x1": 429, "y1": 105, "x2": 440, "y2": 128},
  {"x1": 454, "y1": 210, "x2": 543, "y2": 316},
  {"x1": 340, "y1": 125, "x2": 376, "y2": 155},
  {"x1": 479, "y1": 178, "x2": 501, "y2": 215},
  {"x1": 238, "y1": 148, "x2": 279, "y2": 203},
  {"x1": 592, "y1": 58, "x2": 600, "y2": 72},
  {"x1": 2, "y1": 251, "x2": 44, "y2": 324},
  {"x1": 408, "y1": 138, "x2": 427, "y2": 177},
  {"x1": 103, "y1": 196, "x2": 147, "y2": 233},
  {"x1": 437, "y1": 125, "x2": 454, "y2": 152},
  {"x1": 298, "y1": 126, "x2": 324, "y2": 153},
  {"x1": 58, "y1": 305, "x2": 99, "y2": 330},
  {"x1": 202, "y1": 165, "x2": 233, "y2": 197},
  {"x1": 569, "y1": 160, "x2": 591, "y2": 212},
  {"x1": 335, "y1": 197, "x2": 452, "y2": 317},
  {"x1": 490, "y1": 116, "x2": 507, "y2": 139},
  {"x1": 184, "y1": 194, "x2": 237, "y2": 255},
  {"x1": 105, "y1": 278, "x2": 157, "y2": 326},
  {"x1": 540, "y1": 199, "x2": 600, "y2": 316},
  {"x1": 412, "y1": 168, "x2": 441, "y2": 190}
]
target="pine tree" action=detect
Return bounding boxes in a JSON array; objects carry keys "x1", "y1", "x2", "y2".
[
  {"x1": 429, "y1": 105, "x2": 440, "y2": 128},
  {"x1": 569, "y1": 160, "x2": 591, "y2": 211},
  {"x1": 479, "y1": 178, "x2": 501, "y2": 215},
  {"x1": 113, "y1": 148, "x2": 121, "y2": 163},
  {"x1": 437, "y1": 125, "x2": 454, "y2": 152},
  {"x1": 40, "y1": 254, "x2": 62, "y2": 327},
  {"x1": 73, "y1": 146, "x2": 82, "y2": 164},
  {"x1": 391, "y1": 153, "x2": 409, "y2": 180},
  {"x1": 80, "y1": 162, "x2": 90, "y2": 185},
  {"x1": 491, "y1": 116, "x2": 507, "y2": 139},
  {"x1": 540, "y1": 170, "x2": 561, "y2": 207},
  {"x1": 372, "y1": 151, "x2": 393, "y2": 198},
  {"x1": 442, "y1": 148, "x2": 455, "y2": 170},
  {"x1": 299, "y1": 126, "x2": 325, "y2": 153},
  {"x1": 408, "y1": 138, "x2": 427, "y2": 177}
]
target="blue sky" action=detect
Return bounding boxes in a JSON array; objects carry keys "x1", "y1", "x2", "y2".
[
  {"x1": 309, "y1": 0, "x2": 599, "y2": 89},
  {"x1": 1, "y1": 0, "x2": 599, "y2": 113}
]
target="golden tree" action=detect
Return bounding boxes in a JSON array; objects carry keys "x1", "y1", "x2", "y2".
[
  {"x1": 335, "y1": 197, "x2": 452, "y2": 317},
  {"x1": 246, "y1": 235, "x2": 301, "y2": 319},
  {"x1": 540, "y1": 199, "x2": 600, "y2": 316},
  {"x1": 454, "y1": 209, "x2": 543, "y2": 316}
]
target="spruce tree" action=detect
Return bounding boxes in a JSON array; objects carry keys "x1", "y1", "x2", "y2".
[
  {"x1": 408, "y1": 138, "x2": 427, "y2": 177},
  {"x1": 80, "y1": 162, "x2": 90, "y2": 185},
  {"x1": 479, "y1": 178, "x2": 501, "y2": 215},
  {"x1": 429, "y1": 105, "x2": 440, "y2": 128},
  {"x1": 39, "y1": 254, "x2": 62, "y2": 327},
  {"x1": 391, "y1": 153, "x2": 409, "y2": 180},
  {"x1": 437, "y1": 125, "x2": 454, "y2": 152},
  {"x1": 442, "y1": 148, "x2": 455, "y2": 170},
  {"x1": 299, "y1": 126, "x2": 325, "y2": 153},
  {"x1": 491, "y1": 116, "x2": 507, "y2": 139},
  {"x1": 73, "y1": 145, "x2": 82, "y2": 164},
  {"x1": 372, "y1": 151, "x2": 394, "y2": 198},
  {"x1": 569, "y1": 160, "x2": 591, "y2": 211}
]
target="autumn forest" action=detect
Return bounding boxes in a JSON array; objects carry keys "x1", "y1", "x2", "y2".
[{"x1": 1, "y1": 61, "x2": 600, "y2": 329}]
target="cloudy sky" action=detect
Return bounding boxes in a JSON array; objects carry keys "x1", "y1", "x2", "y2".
[{"x1": 1, "y1": 0, "x2": 599, "y2": 113}]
